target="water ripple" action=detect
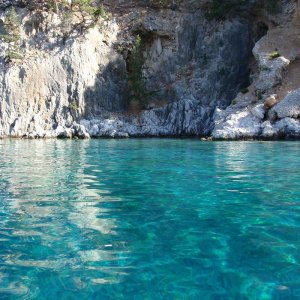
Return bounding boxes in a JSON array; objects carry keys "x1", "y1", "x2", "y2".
[{"x1": 0, "y1": 139, "x2": 300, "y2": 299}]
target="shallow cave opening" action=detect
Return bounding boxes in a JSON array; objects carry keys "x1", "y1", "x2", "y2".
[
  {"x1": 220, "y1": 20, "x2": 269, "y2": 108},
  {"x1": 253, "y1": 21, "x2": 269, "y2": 43},
  {"x1": 238, "y1": 21, "x2": 269, "y2": 90},
  {"x1": 244, "y1": 21, "x2": 269, "y2": 88}
]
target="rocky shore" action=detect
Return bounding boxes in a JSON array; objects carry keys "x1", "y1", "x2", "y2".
[
  {"x1": 212, "y1": 8, "x2": 300, "y2": 139},
  {"x1": 0, "y1": 0, "x2": 299, "y2": 139}
]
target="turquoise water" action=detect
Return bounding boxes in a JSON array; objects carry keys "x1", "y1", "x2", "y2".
[{"x1": 0, "y1": 139, "x2": 300, "y2": 299}]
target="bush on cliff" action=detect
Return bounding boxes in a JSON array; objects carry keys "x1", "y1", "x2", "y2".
[
  {"x1": 205, "y1": 0, "x2": 280, "y2": 19},
  {"x1": 1, "y1": 7, "x2": 23, "y2": 61},
  {"x1": 126, "y1": 35, "x2": 158, "y2": 109}
]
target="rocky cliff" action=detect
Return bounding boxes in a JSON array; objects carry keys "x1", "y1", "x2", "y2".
[
  {"x1": 0, "y1": 0, "x2": 299, "y2": 139},
  {"x1": 213, "y1": 0, "x2": 300, "y2": 139}
]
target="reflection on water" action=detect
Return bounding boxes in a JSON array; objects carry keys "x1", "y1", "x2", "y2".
[
  {"x1": 0, "y1": 139, "x2": 300, "y2": 299},
  {"x1": 0, "y1": 140, "x2": 126, "y2": 298}
]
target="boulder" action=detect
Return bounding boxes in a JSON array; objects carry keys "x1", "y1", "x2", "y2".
[
  {"x1": 57, "y1": 128, "x2": 73, "y2": 139},
  {"x1": 269, "y1": 88, "x2": 300, "y2": 119},
  {"x1": 71, "y1": 123, "x2": 90, "y2": 139},
  {"x1": 212, "y1": 109, "x2": 262, "y2": 139},
  {"x1": 264, "y1": 95, "x2": 278, "y2": 110},
  {"x1": 274, "y1": 117, "x2": 300, "y2": 136},
  {"x1": 261, "y1": 121, "x2": 276, "y2": 138}
]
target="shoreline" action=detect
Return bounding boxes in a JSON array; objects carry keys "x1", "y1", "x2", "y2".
[{"x1": 1, "y1": 135, "x2": 300, "y2": 141}]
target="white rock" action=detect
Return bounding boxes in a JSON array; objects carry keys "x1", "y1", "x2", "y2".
[
  {"x1": 251, "y1": 104, "x2": 265, "y2": 120},
  {"x1": 270, "y1": 88, "x2": 300, "y2": 119},
  {"x1": 261, "y1": 121, "x2": 276, "y2": 138},
  {"x1": 212, "y1": 109, "x2": 262, "y2": 139},
  {"x1": 274, "y1": 117, "x2": 300, "y2": 136}
]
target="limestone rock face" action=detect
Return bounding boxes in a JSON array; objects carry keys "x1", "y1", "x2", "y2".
[
  {"x1": 0, "y1": 0, "x2": 19, "y2": 8},
  {"x1": 80, "y1": 97, "x2": 213, "y2": 137},
  {"x1": 213, "y1": 108, "x2": 263, "y2": 139},
  {"x1": 212, "y1": 3, "x2": 300, "y2": 140},
  {"x1": 0, "y1": 2, "x2": 256, "y2": 138},
  {"x1": 0, "y1": 0, "x2": 299, "y2": 139},
  {"x1": 0, "y1": 16, "x2": 126, "y2": 138},
  {"x1": 251, "y1": 104, "x2": 265, "y2": 120},
  {"x1": 269, "y1": 89, "x2": 300, "y2": 119}
]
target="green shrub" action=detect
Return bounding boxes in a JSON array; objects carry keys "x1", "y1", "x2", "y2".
[
  {"x1": 4, "y1": 7, "x2": 21, "y2": 35},
  {"x1": 2, "y1": 7, "x2": 23, "y2": 62},
  {"x1": 266, "y1": 0, "x2": 280, "y2": 14},
  {"x1": 205, "y1": 0, "x2": 280, "y2": 19},
  {"x1": 126, "y1": 35, "x2": 154, "y2": 108},
  {"x1": 93, "y1": 5, "x2": 110, "y2": 20},
  {"x1": 0, "y1": 34, "x2": 20, "y2": 43},
  {"x1": 69, "y1": 101, "x2": 79, "y2": 110},
  {"x1": 205, "y1": 0, "x2": 249, "y2": 19},
  {"x1": 72, "y1": 0, "x2": 109, "y2": 22},
  {"x1": 240, "y1": 87, "x2": 249, "y2": 94},
  {"x1": 260, "y1": 65, "x2": 271, "y2": 71},
  {"x1": 7, "y1": 51, "x2": 23, "y2": 60},
  {"x1": 269, "y1": 51, "x2": 281, "y2": 59},
  {"x1": 255, "y1": 90, "x2": 263, "y2": 100},
  {"x1": 218, "y1": 67, "x2": 226, "y2": 76},
  {"x1": 127, "y1": 36, "x2": 144, "y2": 83},
  {"x1": 201, "y1": 53, "x2": 209, "y2": 65}
]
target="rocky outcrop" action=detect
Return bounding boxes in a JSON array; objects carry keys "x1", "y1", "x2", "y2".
[
  {"x1": 212, "y1": 92, "x2": 300, "y2": 139},
  {"x1": 213, "y1": 103, "x2": 300, "y2": 139},
  {"x1": 0, "y1": 0, "x2": 299, "y2": 139},
  {"x1": 0, "y1": 21, "x2": 126, "y2": 138},
  {"x1": 0, "y1": 1, "x2": 258, "y2": 138},
  {"x1": 269, "y1": 88, "x2": 300, "y2": 119},
  {"x1": 79, "y1": 97, "x2": 213, "y2": 137},
  {"x1": 0, "y1": 0, "x2": 19, "y2": 9},
  {"x1": 212, "y1": 2, "x2": 300, "y2": 140}
]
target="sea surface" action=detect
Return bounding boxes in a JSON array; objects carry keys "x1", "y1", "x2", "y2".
[{"x1": 0, "y1": 139, "x2": 299, "y2": 299}]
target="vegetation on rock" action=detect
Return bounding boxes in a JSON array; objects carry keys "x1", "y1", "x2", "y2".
[
  {"x1": 22, "y1": 0, "x2": 109, "y2": 24},
  {"x1": 126, "y1": 35, "x2": 157, "y2": 109},
  {"x1": 0, "y1": 7, "x2": 23, "y2": 61},
  {"x1": 269, "y1": 50, "x2": 281, "y2": 59},
  {"x1": 205, "y1": 0, "x2": 280, "y2": 19}
]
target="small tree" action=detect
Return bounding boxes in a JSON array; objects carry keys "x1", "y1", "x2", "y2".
[
  {"x1": 1, "y1": 7, "x2": 23, "y2": 61},
  {"x1": 72, "y1": 0, "x2": 98, "y2": 23},
  {"x1": 4, "y1": 7, "x2": 21, "y2": 36},
  {"x1": 127, "y1": 35, "x2": 146, "y2": 106}
]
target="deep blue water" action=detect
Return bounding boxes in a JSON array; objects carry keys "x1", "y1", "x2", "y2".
[{"x1": 0, "y1": 139, "x2": 300, "y2": 299}]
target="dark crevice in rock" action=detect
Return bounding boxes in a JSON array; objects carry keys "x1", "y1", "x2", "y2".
[{"x1": 253, "y1": 21, "x2": 269, "y2": 42}]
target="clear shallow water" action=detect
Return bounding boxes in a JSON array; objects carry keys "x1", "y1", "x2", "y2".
[{"x1": 0, "y1": 139, "x2": 300, "y2": 300}]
